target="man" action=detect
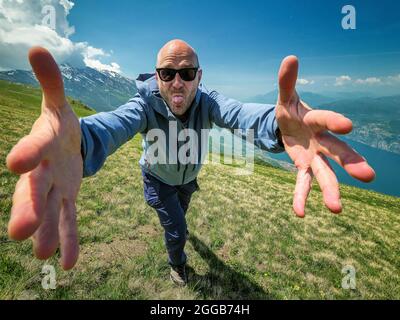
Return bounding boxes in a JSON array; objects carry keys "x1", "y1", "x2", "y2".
[{"x1": 6, "y1": 40, "x2": 375, "y2": 286}]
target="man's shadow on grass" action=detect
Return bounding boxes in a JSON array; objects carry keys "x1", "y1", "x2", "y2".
[{"x1": 187, "y1": 234, "x2": 274, "y2": 299}]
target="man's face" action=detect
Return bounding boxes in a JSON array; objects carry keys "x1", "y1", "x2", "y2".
[{"x1": 156, "y1": 51, "x2": 202, "y2": 117}]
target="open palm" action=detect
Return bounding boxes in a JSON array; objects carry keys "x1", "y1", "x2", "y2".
[
  {"x1": 6, "y1": 47, "x2": 82, "y2": 270},
  {"x1": 275, "y1": 56, "x2": 375, "y2": 217}
]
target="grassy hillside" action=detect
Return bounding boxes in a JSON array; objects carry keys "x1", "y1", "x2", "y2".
[{"x1": 0, "y1": 80, "x2": 399, "y2": 299}]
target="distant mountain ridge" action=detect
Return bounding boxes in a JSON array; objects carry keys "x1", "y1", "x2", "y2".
[
  {"x1": 248, "y1": 89, "x2": 381, "y2": 106},
  {"x1": 317, "y1": 95, "x2": 400, "y2": 154},
  {"x1": 0, "y1": 64, "x2": 138, "y2": 112},
  {"x1": 249, "y1": 89, "x2": 335, "y2": 105}
]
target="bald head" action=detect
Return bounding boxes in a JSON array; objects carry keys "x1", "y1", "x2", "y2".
[{"x1": 156, "y1": 39, "x2": 199, "y2": 68}]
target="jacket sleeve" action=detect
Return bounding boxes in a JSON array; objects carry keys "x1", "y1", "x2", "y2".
[
  {"x1": 207, "y1": 90, "x2": 285, "y2": 153},
  {"x1": 79, "y1": 96, "x2": 147, "y2": 177}
]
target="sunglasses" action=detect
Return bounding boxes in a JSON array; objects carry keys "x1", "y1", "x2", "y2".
[{"x1": 156, "y1": 67, "x2": 199, "y2": 82}]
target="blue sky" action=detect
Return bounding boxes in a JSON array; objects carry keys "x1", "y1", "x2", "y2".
[
  {"x1": 2, "y1": 0, "x2": 400, "y2": 99},
  {"x1": 67, "y1": 0, "x2": 400, "y2": 99}
]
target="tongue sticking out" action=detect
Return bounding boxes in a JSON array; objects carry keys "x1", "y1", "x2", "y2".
[{"x1": 172, "y1": 96, "x2": 184, "y2": 105}]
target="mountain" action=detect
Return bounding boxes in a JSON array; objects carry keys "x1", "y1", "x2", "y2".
[
  {"x1": 249, "y1": 90, "x2": 382, "y2": 106},
  {"x1": 0, "y1": 64, "x2": 138, "y2": 112},
  {"x1": 316, "y1": 95, "x2": 400, "y2": 154},
  {"x1": 318, "y1": 91, "x2": 379, "y2": 100},
  {"x1": 317, "y1": 95, "x2": 400, "y2": 115},
  {"x1": 248, "y1": 90, "x2": 336, "y2": 105}
]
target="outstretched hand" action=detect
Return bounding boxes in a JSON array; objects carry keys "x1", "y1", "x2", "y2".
[
  {"x1": 275, "y1": 56, "x2": 375, "y2": 217},
  {"x1": 6, "y1": 47, "x2": 83, "y2": 270}
]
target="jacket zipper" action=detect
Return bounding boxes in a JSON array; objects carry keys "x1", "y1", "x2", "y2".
[
  {"x1": 180, "y1": 121, "x2": 188, "y2": 184},
  {"x1": 182, "y1": 163, "x2": 188, "y2": 184},
  {"x1": 173, "y1": 101, "x2": 197, "y2": 184}
]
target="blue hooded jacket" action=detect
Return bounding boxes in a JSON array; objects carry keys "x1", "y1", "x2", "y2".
[{"x1": 79, "y1": 73, "x2": 285, "y2": 185}]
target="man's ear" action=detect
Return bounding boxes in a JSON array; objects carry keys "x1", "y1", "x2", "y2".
[
  {"x1": 198, "y1": 68, "x2": 202, "y2": 83},
  {"x1": 155, "y1": 70, "x2": 161, "y2": 87}
]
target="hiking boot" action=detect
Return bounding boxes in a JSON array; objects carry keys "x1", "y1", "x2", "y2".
[{"x1": 170, "y1": 263, "x2": 188, "y2": 286}]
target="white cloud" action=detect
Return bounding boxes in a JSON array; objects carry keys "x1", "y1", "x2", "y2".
[
  {"x1": 334, "y1": 75, "x2": 352, "y2": 86},
  {"x1": 0, "y1": 0, "x2": 121, "y2": 73},
  {"x1": 82, "y1": 45, "x2": 121, "y2": 73},
  {"x1": 355, "y1": 77, "x2": 382, "y2": 85},
  {"x1": 84, "y1": 58, "x2": 121, "y2": 73},
  {"x1": 337, "y1": 75, "x2": 399, "y2": 86},
  {"x1": 297, "y1": 78, "x2": 315, "y2": 85},
  {"x1": 387, "y1": 74, "x2": 400, "y2": 84}
]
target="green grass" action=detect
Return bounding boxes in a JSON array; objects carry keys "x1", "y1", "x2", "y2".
[{"x1": 0, "y1": 80, "x2": 399, "y2": 299}]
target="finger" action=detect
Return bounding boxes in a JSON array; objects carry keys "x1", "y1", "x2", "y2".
[
  {"x1": 293, "y1": 167, "x2": 313, "y2": 218},
  {"x1": 59, "y1": 199, "x2": 79, "y2": 270},
  {"x1": 318, "y1": 132, "x2": 376, "y2": 182},
  {"x1": 311, "y1": 153, "x2": 342, "y2": 214},
  {"x1": 6, "y1": 131, "x2": 54, "y2": 174},
  {"x1": 28, "y1": 46, "x2": 67, "y2": 109},
  {"x1": 8, "y1": 161, "x2": 53, "y2": 240},
  {"x1": 303, "y1": 110, "x2": 353, "y2": 134},
  {"x1": 32, "y1": 186, "x2": 61, "y2": 260},
  {"x1": 278, "y1": 55, "x2": 299, "y2": 104}
]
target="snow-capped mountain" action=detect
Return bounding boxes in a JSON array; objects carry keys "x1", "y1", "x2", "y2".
[{"x1": 0, "y1": 64, "x2": 138, "y2": 112}]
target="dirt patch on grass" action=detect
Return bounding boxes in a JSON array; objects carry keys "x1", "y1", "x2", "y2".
[
  {"x1": 136, "y1": 224, "x2": 160, "y2": 238},
  {"x1": 77, "y1": 238, "x2": 148, "y2": 269},
  {"x1": 217, "y1": 243, "x2": 230, "y2": 260}
]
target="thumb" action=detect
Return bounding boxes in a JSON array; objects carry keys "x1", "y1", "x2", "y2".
[
  {"x1": 29, "y1": 46, "x2": 66, "y2": 109},
  {"x1": 278, "y1": 55, "x2": 299, "y2": 104}
]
